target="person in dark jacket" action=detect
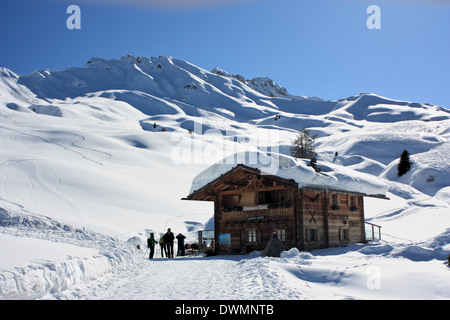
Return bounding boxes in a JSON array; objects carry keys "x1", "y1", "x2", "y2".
[
  {"x1": 159, "y1": 234, "x2": 166, "y2": 257},
  {"x1": 163, "y1": 228, "x2": 175, "y2": 258},
  {"x1": 176, "y1": 233, "x2": 186, "y2": 256},
  {"x1": 147, "y1": 233, "x2": 157, "y2": 259}
]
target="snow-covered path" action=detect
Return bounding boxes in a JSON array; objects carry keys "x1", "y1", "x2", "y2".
[
  {"x1": 53, "y1": 252, "x2": 306, "y2": 300},
  {"x1": 46, "y1": 244, "x2": 450, "y2": 300}
]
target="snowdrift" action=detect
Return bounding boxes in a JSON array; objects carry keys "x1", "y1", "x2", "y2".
[{"x1": 0, "y1": 208, "x2": 140, "y2": 299}]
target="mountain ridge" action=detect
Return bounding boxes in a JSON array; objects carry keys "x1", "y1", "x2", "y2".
[{"x1": 3, "y1": 55, "x2": 449, "y2": 122}]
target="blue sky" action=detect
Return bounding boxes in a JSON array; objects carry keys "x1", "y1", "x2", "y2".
[{"x1": 1, "y1": 0, "x2": 449, "y2": 108}]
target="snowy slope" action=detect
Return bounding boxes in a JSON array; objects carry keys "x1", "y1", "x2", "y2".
[{"x1": 0, "y1": 55, "x2": 449, "y2": 299}]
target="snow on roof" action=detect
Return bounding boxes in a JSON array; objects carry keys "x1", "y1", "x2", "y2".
[{"x1": 189, "y1": 152, "x2": 388, "y2": 197}]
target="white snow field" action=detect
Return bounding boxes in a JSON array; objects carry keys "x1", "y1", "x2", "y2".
[{"x1": 0, "y1": 56, "x2": 449, "y2": 300}]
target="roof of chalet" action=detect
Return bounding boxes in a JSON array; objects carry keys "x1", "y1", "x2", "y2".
[
  {"x1": 185, "y1": 152, "x2": 389, "y2": 201},
  {"x1": 185, "y1": 164, "x2": 297, "y2": 201}
]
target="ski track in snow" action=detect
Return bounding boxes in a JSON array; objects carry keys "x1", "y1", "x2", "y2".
[{"x1": 0, "y1": 124, "x2": 109, "y2": 166}]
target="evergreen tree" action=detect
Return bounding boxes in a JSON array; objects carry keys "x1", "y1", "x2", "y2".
[{"x1": 397, "y1": 149, "x2": 411, "y2": 177}]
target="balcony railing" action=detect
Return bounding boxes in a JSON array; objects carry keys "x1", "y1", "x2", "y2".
[
  {"x1": 365, "y1": 222, "x2": 382, "y2": 241},
  {"x1": 221, "y1": 203, "x2": 293, "y2": 221}
]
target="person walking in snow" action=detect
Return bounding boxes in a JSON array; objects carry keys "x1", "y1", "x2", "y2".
[
  {"x1": 159, "y1": 233, "x2": 166, "y2": 258},
  {"x1": 163, "y1": 228, "x2": 175, "y2": 258},
  {"x1": 176, "y1": 233, "x2": 186, "y2": 256},
  {"x1": 147, "y1": 233, "x2": 157, "y2": 259}
]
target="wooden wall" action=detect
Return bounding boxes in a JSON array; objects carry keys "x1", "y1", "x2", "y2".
[
  {"x1": 214, "y1": 184, "x2": 365, "y2": 254},
  {"x1": 300, "y1": 189, "x2": 327, "y2": 250},
  {"x1": 215, "y1": 187, "x2": 298, "y2": 255},
  {"x1": 301, "y1": 189, "x2": 365, "y2": 250}
]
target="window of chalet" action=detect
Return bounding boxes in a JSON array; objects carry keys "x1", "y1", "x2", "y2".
[
  {"x1": 350, "y1": 196, "x2": 356, "y2": 207},
  {"x1": 340, "y1": 228, "x2": 349, "y2": 241},
  {"x1": 276, "y1": 229, "x2": 286, "y2": 242},
  {"x1": 258, "y1": 191, "x2": 288, "y2": 205},
  {"x1": 331, "y1": 194, "x2": 338, "y2": 205},
  {"x1": 223, "y1": 194, "x2": 240, "y2": 206},
  {"x1": 247, "y1": 230, "x2": 257, "y2": 243},
  {"x1": 308, "y1": 228, "x2": 318, "y2": 242}
]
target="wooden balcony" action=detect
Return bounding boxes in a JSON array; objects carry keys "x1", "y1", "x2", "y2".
[{"x1": 221, "y1": 203, "x2": 294, "y2": 221}]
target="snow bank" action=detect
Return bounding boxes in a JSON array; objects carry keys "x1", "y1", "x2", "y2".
[
  {"x1": 355, "y1": 240, "x2": 448, "y2": 262},
  {"x1": 435, "y1": 187, "x2": 450, "y2": 205},
  {"x1": 280, "y1": 248, "x2": 314, "y2": 264},
  {"x1": 189, "y1": 151, "x2": 388, "y2": 196},
  {"x1": 0, "y1": 246, "x2": 113, "y2": 299},
  {"x1": 268, "y1": 240, "x2": 450, "y2": 300},
  {"x1": 0, "y1": 208, "x2": 140, "y2": 299},
  {"x1": 0, "y1": 233, "x2": 98, "y2": 269}
]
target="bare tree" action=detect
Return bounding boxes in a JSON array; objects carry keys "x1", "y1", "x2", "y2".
[{"x1": 290, "y1": 128, "x2": 317, "y2": 160}]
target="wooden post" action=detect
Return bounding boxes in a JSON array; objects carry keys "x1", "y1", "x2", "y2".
[
  {"x1": 215, "y1": 194, "x2": 222, "y2": 254},
  {"x1": 295, "y1": 188, "x2": 303, "y2": 250},
  {"x1": 323, "y1": 191, "x2": 329, "y2": 248},
  {"x1": 360, "y1": 196, "x2": 365, "y2": 242}
]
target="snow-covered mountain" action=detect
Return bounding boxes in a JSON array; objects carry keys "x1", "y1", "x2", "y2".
[
  {"x1": 0, "y1": 55, "x2": 449, "y2": 299},
  {"x1": 211, "y1": 67, "x2": 322, "y2": 101}
]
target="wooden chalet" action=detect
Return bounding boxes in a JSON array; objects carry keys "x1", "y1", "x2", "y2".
[{"x1": 185, "y1": 164, "x2": 388, "y2": 255}]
